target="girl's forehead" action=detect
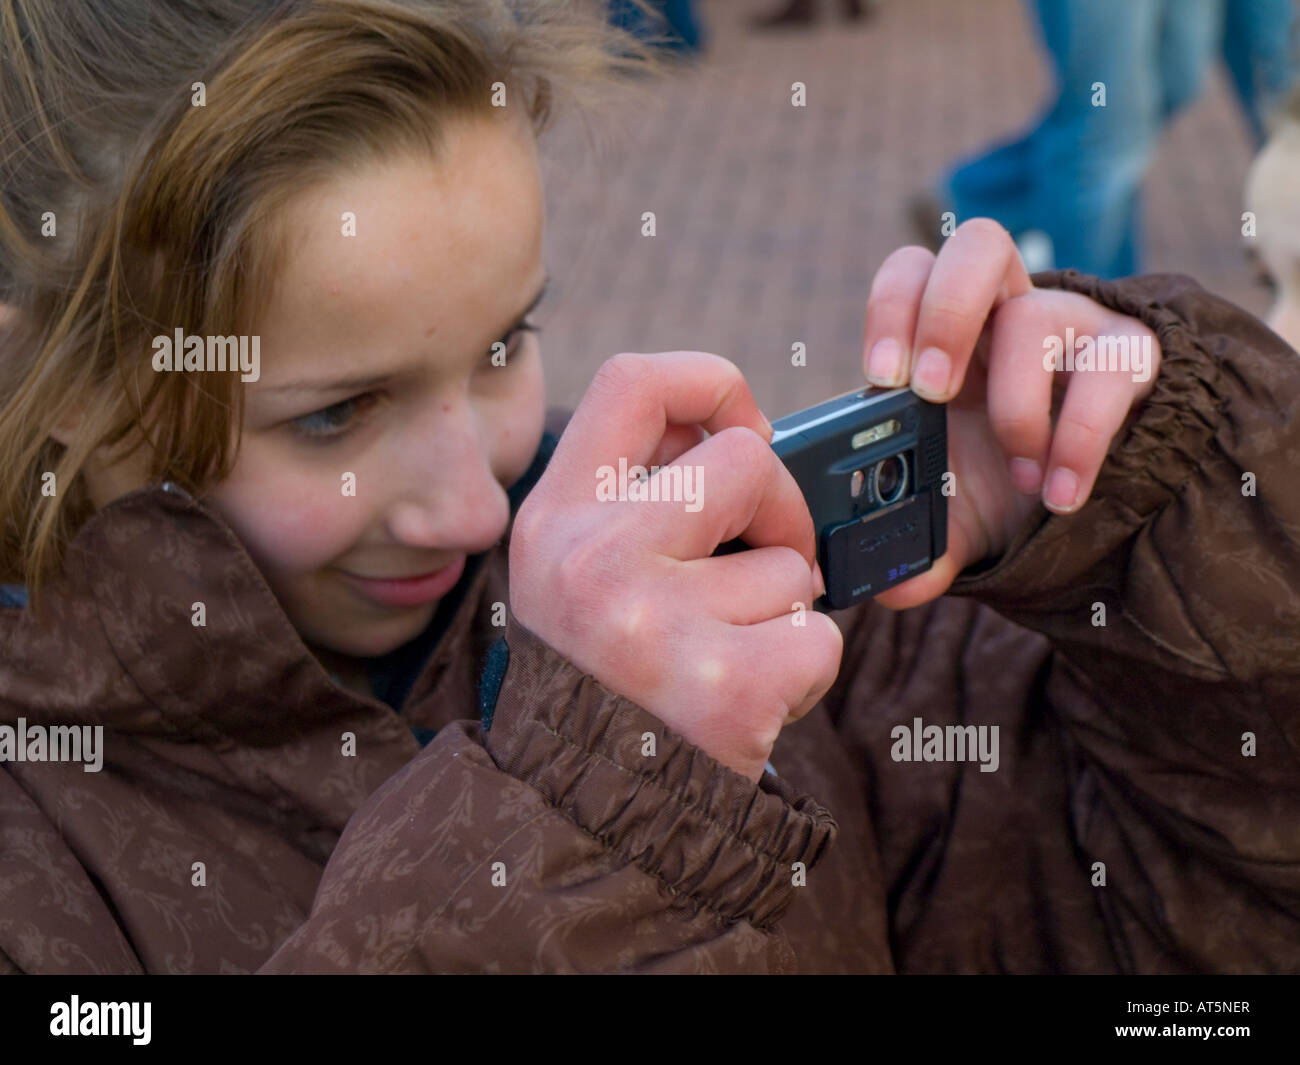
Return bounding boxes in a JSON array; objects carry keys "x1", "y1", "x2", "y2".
[
  {"x1": 266, "y1": 135, "x2": 543, "y2": 315},
  {"x1": 246, "y1": 141, "x2": 545, "y2": 398}
]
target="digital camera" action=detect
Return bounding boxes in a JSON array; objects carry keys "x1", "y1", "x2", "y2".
[{"x1": 714, "y1": 385, "x2": 948, "y2": 611}]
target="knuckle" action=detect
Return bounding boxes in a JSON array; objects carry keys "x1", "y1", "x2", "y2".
[
  {"x1": 992, "y1": 411, "x2": 1042, "y2": 446},
  {"x1": 767, "y1": 546, "x2": 815, "y2": 596},
  {"x1": 705, "y1": 350, "x2": 746, "y2": 382},
  {"x1": 1060, "y1": 409, "x2": 1109, "y2": 449},
  {"x1": 922, "y1": 294, "x2": 974, "y2": 334},
  {"x1": 608, "y1": 590, "x2": 665, "y2": 676},
  {"x1": 753, "y1": 712, "x2": 784, "y2": 755},
  {"x1": 553, "y1": 530, "x2": 618, "y2": 612},
  {"x1": 881, "y1": 244, "x2": 937, "y2": 275},
  {"x1": 610, "y1": 588, "x2": 665, "y2": 653},
  {"x1": 591, "y1": 352, "x2": 649, "y2": 397},
  {"x1": 689, "y1": 648, "x2": 734, "y2": 699},
  {"x1": 870, "y1": 246, "x2": 935, "y2": 295},
  {"x1": 510, "y1": 495, "x2": 547, "y2": 552},
  {"x1": 772, "y1": 544, "x2": 810, "y2": 580},
  {"x1": 603, "y1": 603, "x2": 678, "y2": 698},
  {"x1": 867, "y1": 288, "x2": 922, "y2": 323},
  {"x1": 710, "y1": 423, "x2": 773, "y2": 471},
  {"x1": 990, "y1": 293, "x2": 1039, "y2": 334},
  {"x1": 957, "y1": 216, "x2": 1011, "y2": 244},
  {"x1": 704, "y1": 353, "x2": 751, "y2": 406}
]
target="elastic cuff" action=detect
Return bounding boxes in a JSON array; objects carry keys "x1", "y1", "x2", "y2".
[
  {"x1": 951, "y1": 270, "x2": 1225, "y2": 601},
  {"x1": 484, "y1": 612, "x2": 837, "y2": 928}
]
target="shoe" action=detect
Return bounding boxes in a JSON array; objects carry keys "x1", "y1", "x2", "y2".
[
  {"x1": 751, "y1": 0, "x2": 870, "y2": 29},
  {"x1": 907, "y1": 191, "x2": 948, "y2": 253},
  {"x1": 752, "y1": 0, "x2": 816, "y2": 27}
]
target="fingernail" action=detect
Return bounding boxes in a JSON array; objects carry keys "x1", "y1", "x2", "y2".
[
  {"x1": 812, "y1": 561, "x2": 826, "y2": 599},
  {"x1": 1008, "y1": 457, "x2": 1043, "y2": 494},
  {"x1": 867, "y1": 339, "x2": 902, "y2": 386},
  {"x1": 912, "y1": 347, "x2": 951, "y2": 400},
  {"x1": 759, "y1": 411, "x2": 774, "y2": 438},
  {"x1": 1044, "y1": 467, "x2": 1080, "y2": 512}
]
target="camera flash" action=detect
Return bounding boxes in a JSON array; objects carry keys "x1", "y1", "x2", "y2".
[
  {"x1": 850, "y1": 469, "x2": 865, "y2": 497},
  {"x1": 852, "y1": 419, "x2": 900, "y2": 449}
]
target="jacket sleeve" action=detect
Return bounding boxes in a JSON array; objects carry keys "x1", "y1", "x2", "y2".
[
  {"x1": 259, "y1": 611, "x2": 838, "y2": 974},
  {"x1": 0, "y1": 766, "x2": 145, "y2": 974},
  {"x1": 943, "y1": 269, "x2": 1300, "y2": 971}
]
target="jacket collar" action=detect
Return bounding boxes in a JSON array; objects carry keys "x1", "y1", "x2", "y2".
[
  {"x1": 0, "y1": 425, "x2": 559, "y2": 743},
  {"x1": 0, "y1": 481, "x2": 420, "y2": 745}
]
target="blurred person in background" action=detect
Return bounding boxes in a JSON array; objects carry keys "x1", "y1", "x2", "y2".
[
  {"x1": 1245, "y1": 84, "x2": 1300, "y2": 350},
  {"x1": 751, "y1": 0, "x2": 874, "y2": 28},
  {"x1": 1223, "y1": 0, "x2": 1298, "y2": 145},
  {"x1": 915, "y1": 0, "x2": 1298, "y2": 279},
  {"x1": 608, "y1": 0, "x2": 705, "y2": 54}
]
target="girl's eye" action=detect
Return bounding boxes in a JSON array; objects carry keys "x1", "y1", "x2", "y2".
[
  {"x1": 489, "y1": 320, "x2": 540, "y2": 366},
  {"x1": 287, "y1": 322, "x2": 540, "y2": 442},
  {"x1": 290, "y1": 393, "x2": 377, "y2": 441}
]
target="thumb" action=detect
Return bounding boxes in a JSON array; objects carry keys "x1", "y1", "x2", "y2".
[{"x1": 870, "y1": 516, "x2": 975, "y2": 610}]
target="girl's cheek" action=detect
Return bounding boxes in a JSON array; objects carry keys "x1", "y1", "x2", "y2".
[
  {"x1": 495, "y1": 350, "x2": 547, "y2": 483},
  {"x1": 212, "y1": 467, "x2": 365, "y2": 574}
]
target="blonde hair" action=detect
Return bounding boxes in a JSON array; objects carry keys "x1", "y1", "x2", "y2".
[{"x1": 0, "y1": 0, "x2": 672, "y2": 616}]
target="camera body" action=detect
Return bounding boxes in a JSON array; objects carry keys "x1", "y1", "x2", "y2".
[{"x1": 715, "y1": 385, "x2": 948, "y2": 611}]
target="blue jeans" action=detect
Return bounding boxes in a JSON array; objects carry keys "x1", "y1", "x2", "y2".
[
  {"x1": 1223, "y1": 0, "x2": 1298, "y2": 145},
  {"x1": 944, "y1": 0, "x2": 1295, "y2": 278},
  {"x1": 608, "y1": 0, "x2": 704, "y2": 53}
]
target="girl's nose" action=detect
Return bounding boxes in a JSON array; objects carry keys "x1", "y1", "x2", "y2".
[{"x1": 383, "y1": 398, "x2": 512, "y2": 555}]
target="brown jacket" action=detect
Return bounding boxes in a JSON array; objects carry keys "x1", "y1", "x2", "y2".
[{"x1": 2, "y1": 270, "x2": 1298, "y2": 974}]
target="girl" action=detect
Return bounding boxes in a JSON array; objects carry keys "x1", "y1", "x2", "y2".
[{"x1": 1, "y1": 0, "x2": 1297, "y2": 974}]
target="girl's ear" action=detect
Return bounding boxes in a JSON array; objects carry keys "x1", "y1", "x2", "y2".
[{"x1": 48, "y1": 407, "x2": 84, "y2": 448}]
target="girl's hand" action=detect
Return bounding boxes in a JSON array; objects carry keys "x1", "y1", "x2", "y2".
[
  {"x1": 859, "y1": 219, "x2": 1162, "y2": 610},
  {"x1": 509, "y1": 352, "x2": 844, "y2": 783}
]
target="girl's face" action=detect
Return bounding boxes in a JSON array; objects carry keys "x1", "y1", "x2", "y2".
[{"x1": 202, "y1": 113, "x2": 548, "y2": 659}]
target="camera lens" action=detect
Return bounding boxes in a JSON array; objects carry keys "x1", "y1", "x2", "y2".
[{"x1": 873, "y1": 455, "x2": 907, "y2": 504}]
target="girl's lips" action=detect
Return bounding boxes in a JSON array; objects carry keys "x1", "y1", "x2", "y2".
[{"x1": 341, "y1": 554, "x2": 467, "y2": 608}]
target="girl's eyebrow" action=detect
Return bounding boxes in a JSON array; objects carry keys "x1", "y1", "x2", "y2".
[
  {"x1": 263, "y1": 274, "x2": 550, "y2": 397},
  {"x1": 504, "y1": 274, "x2": 550, "y2": 335}
]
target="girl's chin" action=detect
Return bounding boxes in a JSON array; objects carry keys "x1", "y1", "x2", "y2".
[{"x1": 304, "y1": 600, "x2": 440, "y2": 662}]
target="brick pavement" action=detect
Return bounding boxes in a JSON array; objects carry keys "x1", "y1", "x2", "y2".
[{"x1": 536, "y1": 0, "x2": 1270, "y2": 416}]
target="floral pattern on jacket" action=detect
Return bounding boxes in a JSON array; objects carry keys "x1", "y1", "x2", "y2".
[{"x1": 2, "y1": 270, "x2": 1298, "y2": 973}]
